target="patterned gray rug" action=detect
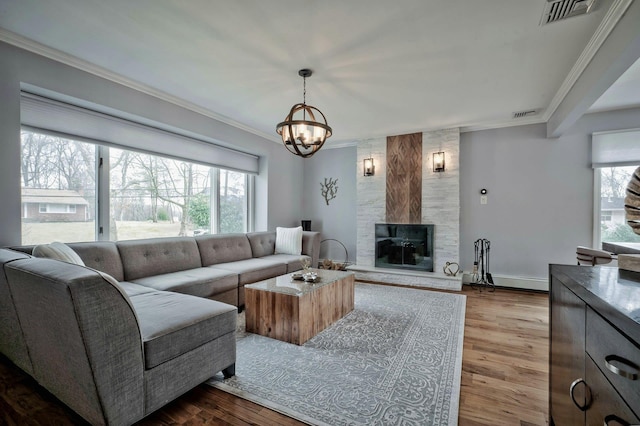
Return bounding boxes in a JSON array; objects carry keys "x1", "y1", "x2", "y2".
[{"x1": 208, "y1": 283, "x2": 466, "y2": 426}]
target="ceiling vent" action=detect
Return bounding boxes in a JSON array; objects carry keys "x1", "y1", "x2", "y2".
[
  {"x1": 512, "y1": 109, "x2": 538, "y2": 119},
  {"x1": 540, "y1": 0, "x2": 596, "y2": 25}
]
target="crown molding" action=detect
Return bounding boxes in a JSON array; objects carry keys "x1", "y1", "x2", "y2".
[
  {"x1": 0, "y1": 28, "x2": 281, "y2": 144},
  {"x1": 460, "y1": 116, "x2": 547, "y2": 133},
  {"x1": 542, "y1": 0, "x2": 635, "y2": 122}
]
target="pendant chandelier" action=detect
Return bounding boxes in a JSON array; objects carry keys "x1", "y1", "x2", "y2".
[{"x1": 276, "y1": 69, "x2": 332, "y2": 158}]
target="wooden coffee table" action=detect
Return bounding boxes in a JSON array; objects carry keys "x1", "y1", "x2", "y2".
[{"x1": 244, "y1": 269, "x2": 355, "y2": 345}]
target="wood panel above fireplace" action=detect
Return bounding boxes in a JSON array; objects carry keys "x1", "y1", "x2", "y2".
[{"x1": 386, "y1": 132, "x2": 422, "y2": 223}]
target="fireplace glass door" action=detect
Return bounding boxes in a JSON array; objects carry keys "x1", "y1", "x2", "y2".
[{"x1": 375, "y1": 224, "x2": 434, "y2": 272}]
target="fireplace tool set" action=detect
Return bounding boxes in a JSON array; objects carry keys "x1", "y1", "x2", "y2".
[{"x1": 472, "y1": 238, "x2": 494, "y2": 291}]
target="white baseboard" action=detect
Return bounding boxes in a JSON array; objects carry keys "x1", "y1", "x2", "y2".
[{"x1": 461, "y1": 273, "x2": 548, "y2": 292}]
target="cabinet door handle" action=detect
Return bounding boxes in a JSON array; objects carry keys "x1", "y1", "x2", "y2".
[
  {"x1": 605, "y1": 355, "x2": 639, "y2": 380},
  {"x1": 603, "y1": 414, "x2": 640, "y2": 426},
  {"x1": 569, "y1": 378, "x2": 592, "y2": 411}
]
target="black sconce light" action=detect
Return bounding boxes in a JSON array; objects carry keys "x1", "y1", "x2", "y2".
[
  {"x1": 433, "y1": 151, "x2": 445, "y2": 172},
  {"x1": 364, "y1": 157, "x2": 375, "y2": 176}
]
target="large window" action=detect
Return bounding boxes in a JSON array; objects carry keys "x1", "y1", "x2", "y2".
[
  {"x1": 21, "y1": 129, "x2": 253, "y2": 244},
  {"x1": 596, "y1": 165, "x2": 640, "y2": 247},
  {"x1": 592, "y1": 129, "x2": 640, "y2": 248}
]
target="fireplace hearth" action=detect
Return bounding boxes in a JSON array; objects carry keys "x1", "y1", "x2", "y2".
[{"x1": 375, "y1": 223, "x2": 434, "y2": 272}]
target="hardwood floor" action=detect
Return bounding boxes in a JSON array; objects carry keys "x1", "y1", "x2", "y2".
[
  {"x1": 0, "y1": 284, "x2": 549, "y2": 425},
  {"x1": 458, "y1": 286, "x2": 549, "y2": 426}
]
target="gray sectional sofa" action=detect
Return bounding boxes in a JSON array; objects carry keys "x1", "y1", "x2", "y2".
[
  {"x1": 0, "y1": 230, "x2": 320, "y2": 425},
  {"x1": 13, "y1": 230, "x2": 320, "y2": 307}
]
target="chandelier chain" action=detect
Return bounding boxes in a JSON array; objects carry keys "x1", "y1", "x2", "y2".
[
  {"x1": 303, "y1": 76, "x2": 307, "y2": 105},
  {"x1": 302, "y1": 75, "x2": 307, "y2": 119}
]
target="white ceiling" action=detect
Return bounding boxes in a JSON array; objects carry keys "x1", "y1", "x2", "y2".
[{"x1": 0, "y1": 0, "x2": 637, "y2": 145}]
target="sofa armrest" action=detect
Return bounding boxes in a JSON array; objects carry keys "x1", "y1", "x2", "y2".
[
  {"x1": 302, "y1": 231, "x2": 321, "y2": 268},
  {"x1": 5, "y1": 259, "x2": 145, "y2": 425}
]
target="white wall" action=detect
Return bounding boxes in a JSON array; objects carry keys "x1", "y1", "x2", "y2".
[
  {"x1": 0, "y1": 41, "x2": 302, "y2": 245},
  {"x1": 302, "y1": 146, "x2": 357, "y2": 264},
  {"x1": 460, "y1": 106, "x2": 640, "y2": 280}
]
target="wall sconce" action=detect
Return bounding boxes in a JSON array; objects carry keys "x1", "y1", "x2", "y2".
[
  {"x1": 363, "y1": 157, "x2": 375, "y2": 176},
  {"x1": 433, "y1": 152, "x2": 445, "y2": 172}
]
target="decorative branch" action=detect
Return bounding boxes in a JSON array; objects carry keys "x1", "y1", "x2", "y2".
[{"x1": 320, "y1": 177, "x2": 338, "y2": 205}]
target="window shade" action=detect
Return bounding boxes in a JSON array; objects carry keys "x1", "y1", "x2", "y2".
[
  {"x1": 20, "y1": 92, "x2": 259, "y2": 174},
  {"x1": 592, "y1": 128, "x2": 640, "y2": 168}
]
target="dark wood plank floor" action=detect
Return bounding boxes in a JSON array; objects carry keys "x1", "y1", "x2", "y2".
[{"x1": 0, "y1": 284, "x2": 549, "y2": 425}]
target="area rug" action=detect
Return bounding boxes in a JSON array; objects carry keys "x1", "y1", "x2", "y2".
[{"x1": 208, "y1": 283, "x2": 466, "y2": 426}]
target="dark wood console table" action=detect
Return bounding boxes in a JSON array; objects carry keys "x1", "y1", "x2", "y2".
[{"x1": 549, "y1": 265, "x2": 640, "y2": 425}]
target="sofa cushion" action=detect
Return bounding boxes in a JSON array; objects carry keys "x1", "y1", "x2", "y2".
[
  {"x1": 117, "y1": 281, "x2": 158, "y2": 297},
  {"x1": 210, "y1": 258, "x2": 286, "y2": 285},
  {"x1": 128, "y1": 291, "x2": 236, "y2": 369},
  {"x1": 130, "y1": 268, "x2": 238, "y2": 298},
  {"x1": 196, "y1": 234, "x2": 252, "y2": 266},
  {"x1": 275, "y1": 226, "x2": 302, "y2": 255},
  {"x1": 68, "y1": 241, "x2": 125, "y2": 281},
  {"x1": 117, "y1": 237, "x2": 202, "y2": 281},
  {"x1": 259, "y1": 254, "x2": 310, "y2": 273},
  {"x1": 33, "y1": 242, "x2": 85, "y2": 266},
  {"x1": 246, "y1": 231, "x2": 276, "y2": 258}
]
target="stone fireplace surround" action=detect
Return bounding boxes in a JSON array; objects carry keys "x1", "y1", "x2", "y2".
[{"x1": 349, "y1": 128, "x2": 461, "y2": 291}]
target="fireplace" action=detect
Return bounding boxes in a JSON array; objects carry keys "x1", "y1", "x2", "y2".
[{"x1": 375, "y1": 223, "x2": 434, "y2": 272}]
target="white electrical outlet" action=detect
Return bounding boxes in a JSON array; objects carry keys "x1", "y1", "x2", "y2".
[{"x1": 480, "y1": 195, "x2": 488, "y2": 205}]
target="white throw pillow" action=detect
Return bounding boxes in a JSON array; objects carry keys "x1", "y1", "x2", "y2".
[
  {"x1": 33, "y1": 241, "x2": 85, "y2": 266},
  {"x1": 275, "y1": 226, "x2": 303, "y2": 255}
]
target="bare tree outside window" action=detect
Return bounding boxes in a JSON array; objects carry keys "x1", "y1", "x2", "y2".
[{"x1": 110, "y1": 149, "x2": 211, "y2": 240}]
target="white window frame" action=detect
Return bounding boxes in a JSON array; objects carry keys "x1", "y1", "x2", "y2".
[
  {"x1": 591, "y1": 128, "x2": 640, "y2": 249},
  {"x1": 593, "y1": 170, "x2": 601, "y2": 248}
]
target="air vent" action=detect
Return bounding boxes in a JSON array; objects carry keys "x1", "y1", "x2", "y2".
[
  {"x1": 540, "y1": 0, "x2": 596, "y2": 25},
  {"x1": 512, "y1": 110, "x2": 538, "y2": 119}
]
